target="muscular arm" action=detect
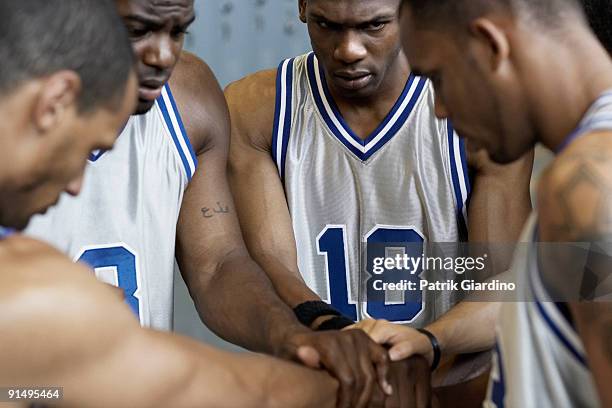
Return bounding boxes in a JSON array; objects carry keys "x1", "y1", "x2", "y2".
[
  {"x1": 225, "y1": 69, "x2": 397, "y2": 408},
  {"x1": 171, "y1": 53, "x2": 309, "y2": 353},
  {"x1": 0, "y1": 236, "x2": 337, "y2": 408},
  {"x1": 424, "y1": 149, "x2": 534, "y2": 357},
  {"x1": 537, "y1": 135, "x2": 612, "y2": 407},
  {"x1": 225, "y1": 69, "x2": 322, "y2": 310}
]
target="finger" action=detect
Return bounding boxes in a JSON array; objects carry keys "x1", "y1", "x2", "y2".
[
  {"x1": 384, "y1": 361, "x2": 403, "y2": 408},
  {"x1": 368, "y1": 322, "x2": 407, "y2": 345},
  {"x1": 356, "y1": 319, "x2": 378, "y2": 334},
  {"x1": 368, "y1": 336, "x2": 392, "y2": 395},
  {"x1": 341, "y1": 334, "x2": 369, "y2": 408},
  {"x1": 354, "y1": 343, "x2": 378, "y2": 408},
  {"x1": 388, "y1": 341, "x2": 417, "y2": 361},
  {"x1": 317, "y1": 341, "x2": 355, "y2": 408},
  {"x1": 296, "y1": 345, "x2": 321, "y2": 368}
]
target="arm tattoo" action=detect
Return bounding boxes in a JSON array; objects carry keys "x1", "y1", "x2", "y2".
[
  {"x1": 542, "y1": 152, "x2": 612, "y2": 300},
  {"x1": 201, "y1": 202, "x2": 231, "y2": 219}
]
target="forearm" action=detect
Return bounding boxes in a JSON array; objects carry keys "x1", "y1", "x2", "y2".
[
  {"x1": 426, "y1": 301, "x2": 500, "y2": 356},
  {"x1": 252, "y1": 252, "x2": 321, "y2": 307},
  {"x1": 570, "y1": 302, "x2": 612, "y2": 408},
  {"x1": 186, "y1": 250, "x2": 310, "y2": 354},
  {"x1": 152, "y1": 331, "x2": 338, "y2": 408}
]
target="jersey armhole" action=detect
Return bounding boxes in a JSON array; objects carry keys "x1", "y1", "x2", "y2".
[
  {"x1": 156, "y1": 84, "x2": 199, "y2": 182},
  {"x1": 271, "y1": 58, "x2": 295, "y2": 184},
  {"x1": 447, "y1": 120, "x2": 471, "y2": 238}
]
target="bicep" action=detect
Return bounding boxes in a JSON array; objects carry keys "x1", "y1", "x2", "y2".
[{"x1": 227, "y1": 115, "x2": 299, "y2": 272}]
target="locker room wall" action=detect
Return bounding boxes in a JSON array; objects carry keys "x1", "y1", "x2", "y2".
[{"x1": 173, "y1": 0, "x2": 311, "y2": 350}]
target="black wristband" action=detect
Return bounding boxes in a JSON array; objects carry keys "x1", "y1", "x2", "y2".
[
  {"x1": 417, "y1": 328, "x2": 441, "y2": 371},
  {"x1": 293, "y1": 301, "x2": 341, "y2": 327},
  {"x1": 316, "y1": 316, "x2": 355, "y2": 331}
]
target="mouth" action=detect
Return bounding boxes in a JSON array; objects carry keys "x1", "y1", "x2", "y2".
[
  {"x1": 138, "y1": 78, "x2": 168, "y2": 102},
  {"x1": 333, "y1": 71, "x2": 373, "y2": 91}
]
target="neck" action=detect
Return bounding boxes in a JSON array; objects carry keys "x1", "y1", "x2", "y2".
[{"x1": 528, "y1": 29, "x2": 612, "y2": 153}]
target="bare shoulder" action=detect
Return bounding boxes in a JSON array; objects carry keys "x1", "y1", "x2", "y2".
[
  {"x1": 224, "y1": 68, "x2": 277, "y2": 151},
  {"x1": 538, "y1": 132, "x2": 612, "y2": 241},
  {"x1": 169, "y1": 51, "x2": 229, "y2": 155},
  {"x1": 0, "y1": 235, "x2": 136, "y2": 334}
]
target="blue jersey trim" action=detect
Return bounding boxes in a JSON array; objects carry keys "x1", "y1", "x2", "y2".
[
  {"x1": 156, "y1": 84, "x2": 198, "y2": 181},
  {"x1": 529, "y1": 235, "x2": 588, "y2": 368},
  {"x1": 533, "y1": 300, "x2": 588, "y2": 367},
  {"x1": 271, "y1": 58, "x2": 295, "y2": 183},
  {"x1": 447, "y1": 121, "x2": 470, "y2": 237},
  {"x1": 490, "y1": 343, "x2": 506, "y2": 407},
  {"x1": 306, "y1": 53, "x2": 426, "y2": 161},
  {"x1": 0, "y1": 226, "x2": 14, "y2": 239}
]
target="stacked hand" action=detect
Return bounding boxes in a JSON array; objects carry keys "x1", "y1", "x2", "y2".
[
  {"x1": 280, "y1": 325, "x2": 433, "y2": 407},
  {"x1": 347, "y1": 319, "x2": 435, "y2": 365}
]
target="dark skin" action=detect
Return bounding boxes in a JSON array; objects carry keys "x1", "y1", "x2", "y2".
[
  {"x1": 228, "y1": 0, "x2": 531, "y2": 386},
  {"x1": 115, "y1": 1, "x2": 396, "y2": 407}
]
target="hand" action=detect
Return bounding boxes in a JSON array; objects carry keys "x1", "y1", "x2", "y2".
[
  {"x1": 348, "y1": 319, "x2": 434, "y2": 364},
  {"x1": 384, "y1": 356, "x2": 432, "y2": 408},
  {"x1": 279, "y1": 328, "x2": 393, "y2": 408}
]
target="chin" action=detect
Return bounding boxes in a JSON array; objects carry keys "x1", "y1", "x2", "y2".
[
  {"x1": 2, "y1": 214, "x2": 29, "y2": 231},
  {"x1": 489, "y1": 148, "x2": 521, "y2": 165},
  {"x1": 135, "y1": 99, "x2": 156, "y2": 116}
]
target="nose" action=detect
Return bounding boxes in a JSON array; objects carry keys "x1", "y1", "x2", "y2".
[
  {"x1": 434, "y1": 91, "x2": 449, "y2": 119},
  {"x1": 142, "y1": 35, "x2": 176, "y2": 70},
  {"x1": 334, "y1": 30, "x2": 367, "y2": 65},
  {"x1": 65, "y1": 175, "x2": 84, "y2": 197}
]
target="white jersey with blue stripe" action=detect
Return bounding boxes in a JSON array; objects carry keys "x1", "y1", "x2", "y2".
[
  {"x1": 273, "y1": 53, "x2": 471, "y2": 325},
  {"x1": 25, "y1": 84, "x2": 197, "y2": 331},
  {"x1": 484, "y1": 91, "x2": 612, "y2": 408}
]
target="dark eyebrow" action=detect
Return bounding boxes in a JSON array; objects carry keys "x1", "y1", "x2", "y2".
[{"x1": 310, "y1": 12, "x2": 395, "y2": 27}]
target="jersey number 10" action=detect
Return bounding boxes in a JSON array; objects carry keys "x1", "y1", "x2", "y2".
[{"x1": 317, "y1": 225, "x2": 425, "y2": 323}]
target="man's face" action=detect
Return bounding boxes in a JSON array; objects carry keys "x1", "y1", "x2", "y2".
[
  {"x1": 116, "y1": 0, "x2": 195, "y2": 114},
  {"x1": 0, "y1": 73, "x2": 138, "y2": 229},
  {"x1": 300, "y1": 0, "x2": 404, "y2": 99},
  {"x1": 399, "y1": 5, "x2": 536, "y2": 163}
]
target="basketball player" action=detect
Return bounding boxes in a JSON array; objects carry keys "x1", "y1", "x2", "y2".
[
  {"x1": 226, "y1": 0, "x2": 532, "y2": 381},
  {"x1": 0, "y1": 1, "x2": 341, "y2": 406},
  {"x1": 398, "y1": 0, "x2": 612, "y2": 406},
  {"x1": 24, "y1": 0, "x2": 404, "y2": 405}
]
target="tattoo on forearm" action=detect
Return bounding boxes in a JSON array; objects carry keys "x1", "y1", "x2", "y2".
[{"x1": 201, "y1": 202, "x2": 230, "y2": 219}]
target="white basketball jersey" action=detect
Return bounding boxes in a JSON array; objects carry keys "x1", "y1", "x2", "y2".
[
  {"x1": 25, "y1": 84, "x2": 197, "y2": 331},
  {"x1": 273, "y1": 53, "x2": 471, "y2": 325},
  {"x1": 484, "y1": 91, "x2": 612, "y2": 408}
]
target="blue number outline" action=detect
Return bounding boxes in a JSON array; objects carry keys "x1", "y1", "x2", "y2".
[{"x1": 74, "y1": 242, "x2": 143, "y2": 323}]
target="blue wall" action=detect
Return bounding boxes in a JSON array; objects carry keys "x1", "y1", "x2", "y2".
[{"x1": 185, "y1": 0, "x2": 311, "y2": 87}]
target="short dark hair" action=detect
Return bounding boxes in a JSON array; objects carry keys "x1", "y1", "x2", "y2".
[
  {"x1": 0, "y1": 0, "x2": 134, "y2": 113},
  {"x1": 582, "y1": 0, "x2": 612, "y2": 54},
  {"x1": 402, "y1": 0, "x2": 583, "y2": 29}
]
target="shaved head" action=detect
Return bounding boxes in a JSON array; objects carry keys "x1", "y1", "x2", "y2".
[{"x1": 401, "y1": 0, "x2": 584, "y2": 30}]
